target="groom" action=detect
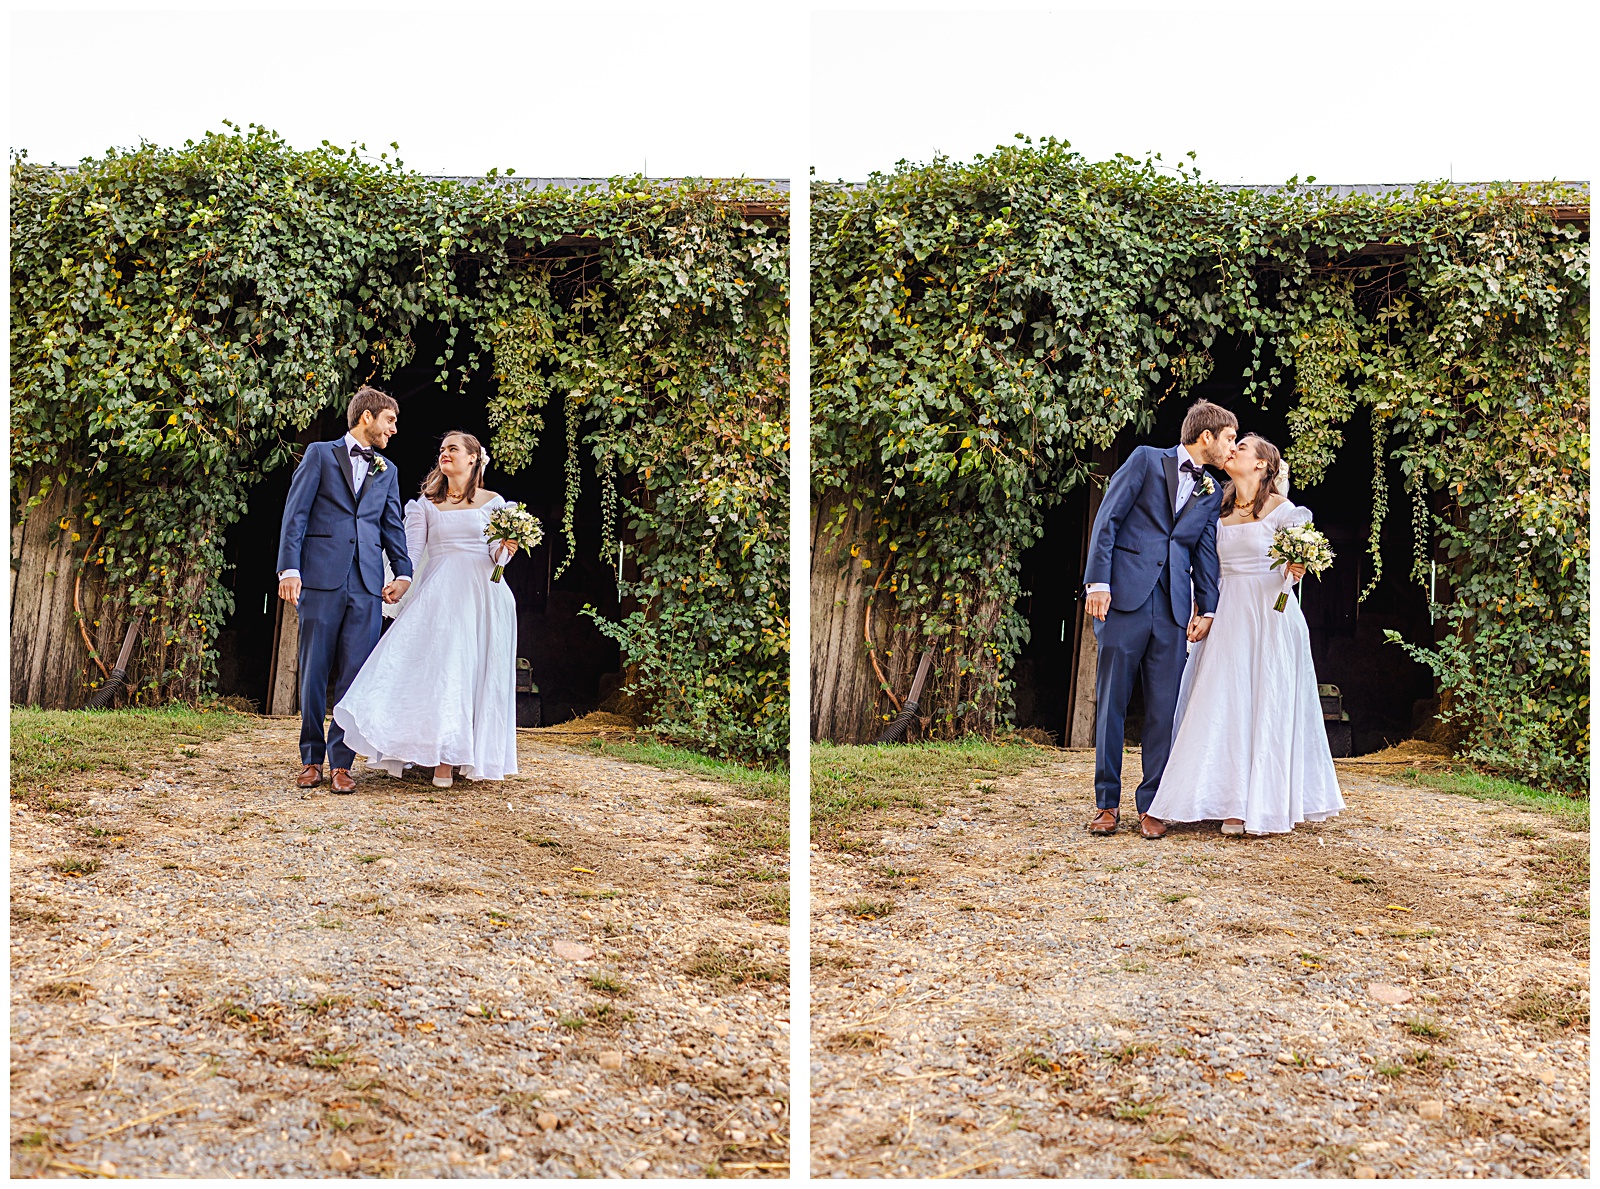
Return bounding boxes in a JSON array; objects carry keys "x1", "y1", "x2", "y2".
[
  {"x1": 1081, "y1": 399, "x2": 1236, "y2": 839},
  {"x1": 277, "y1": 387, "x2": 413, "y2": 793}
]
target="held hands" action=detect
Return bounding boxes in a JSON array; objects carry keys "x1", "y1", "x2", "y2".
[
  {"x1": 278, "y1": 575, "x2": 302, "y2": 606},
  {"x1": 1186, "y1": 615, "x2": 1214, "y2": 643},
  {"x1": 1085, "y1": 590, "x2": 1111, "y2": 622},
  {"x1": 381, "y1": 578, "x2": 411, "y2": 604}
]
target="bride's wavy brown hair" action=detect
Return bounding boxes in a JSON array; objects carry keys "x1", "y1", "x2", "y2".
[
  {"x1": 1220, "y1": 433, "x2": 1282, "y2": 520},
  {"x1": 420, "y1": 430, "x2": 486, "y2": 505}
]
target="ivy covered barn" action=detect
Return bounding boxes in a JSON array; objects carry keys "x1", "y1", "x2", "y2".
[
  {"x1": 11, "y1": 130, "x2": 790, "y2": 760},
  {"x1": 811, "y1": 142, "x2": 1588, "y2": 790}
]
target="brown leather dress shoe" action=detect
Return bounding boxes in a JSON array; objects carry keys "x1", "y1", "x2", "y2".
[
  {"x1": 330, "y1": 768, "x2": 356, "y2": 794},
  {"x1": 297, "y1": 764, "x2": 323, "y2": 789},
  {"x1": 1086, "y1": 808, "x2": 1120, "y2": 835},
  {"x1": 1139, "y1": 813, "x2": 1168, "y2": 840}
]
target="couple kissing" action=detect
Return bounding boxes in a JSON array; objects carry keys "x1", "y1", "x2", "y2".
[{"x1": 1082, "y1": 399, "x2": 1344, "y2": 840}]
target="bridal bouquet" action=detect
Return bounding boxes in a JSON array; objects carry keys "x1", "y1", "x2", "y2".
[
  {"x1": 483, "y1": 503, "x2": 544, "y2": 583},
  {"x1": 1267, "y1": 522, "x2": 1334, "y2": 612}
]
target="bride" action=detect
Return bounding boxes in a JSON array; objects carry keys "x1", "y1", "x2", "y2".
[
  {"x1": 334, "y1": 431, "x2": 520, "y2": 788},
  {"x1": 1145, "y1": 434, "x2": 1344, "y2": 836}
]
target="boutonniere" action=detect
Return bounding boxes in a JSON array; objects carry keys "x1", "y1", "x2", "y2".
[
  {"x1": 1197, "y1": 473, "x2": 1215, "y2": 497},
  {"x1": 371, "y1": 455, "x2": 388, "y2": 474}
]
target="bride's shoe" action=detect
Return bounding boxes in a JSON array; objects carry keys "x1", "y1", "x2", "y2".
[
  {"x1": 432, "y1": 764, "x2": 454, "y2": 789},
  {"x1": 1221, "y1": 819, "x2": 1245, "y2": 835}
]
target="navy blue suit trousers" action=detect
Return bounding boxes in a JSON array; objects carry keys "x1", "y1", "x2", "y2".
[
  {"x1": 1091, "y1": 573, "x2": 1188, "y2": 814},
  {"x1": 296, "y1": 567, "x2": 383, "y2": 769}
]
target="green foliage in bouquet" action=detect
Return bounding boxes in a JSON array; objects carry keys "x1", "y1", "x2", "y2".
[
  {"x1": 11, "y1": 126, "x2": 788, "y2": 759},
  {"x1": 813, "y1": 137, "x2": 1586, "y2": 789}
]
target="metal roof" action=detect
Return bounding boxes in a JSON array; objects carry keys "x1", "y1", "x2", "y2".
[
  {"x1": 427, "y1": 176, "x2": 789, "y2": 192},
  {"x1": 1226, "y1": 181, "x2": 1587, "y2": 202}
]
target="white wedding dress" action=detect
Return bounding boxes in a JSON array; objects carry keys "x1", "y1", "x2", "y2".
[
  {"x1": 333, "y1": 495, "x2": 519, "y2": 781},
  {"x1": 1147, "y1": 500, "x2": 1344, "y2": 834}
]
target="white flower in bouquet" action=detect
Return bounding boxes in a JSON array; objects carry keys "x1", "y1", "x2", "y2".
[
  {"x1": 1267, "y1": 522, "x2": 1334, "y2": 612},
  {"x1": 483, "y1": 503, "x2": 544, "y2": 583}
]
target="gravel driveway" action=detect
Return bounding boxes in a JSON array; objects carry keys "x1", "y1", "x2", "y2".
[
  {"x1": 11, "y1": 717, "x2": 789, "y2": 1178},
  {"x1": 811, "y1": 749, "x2": 1588, "y2": 1178}
]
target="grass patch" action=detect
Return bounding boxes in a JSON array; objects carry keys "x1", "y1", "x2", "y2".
[
  {"x1": 1503, "y1": 986, "x2": 1589, "y2": 1032},
  {"x1": 305, "y1": 1048, "x2": 357, "y2": 1069},
  {"x1": 48, "y1": 855, "x2": 102, "y2": 877},
  {"x1": 810, "y1": 737, "x2": 1052, "y2": 848},
  {"x1": 845, "y1": 897, "x2": 894, "y2": 920},
  {"x1": 683, "y1": 944, "x2": 788, "y2": 988},
  {"x1": 1393, "y1": 766, "x2": 1588, "y2": 829},
  {"x1": 823, "y1": 1028, "x2": 888, "y2": 1052},
  {"x1": 10, "y1": 704, "x2": 248, "y2": 803},
  {"x1": 1113, "y1": 1099, "x2": 1161, "y2": 1121},
  {"x1": 33, "y1": 980, "x2": 94, "y2": 1002},
  {"x1": 1404, "y1": 1015, "x2": 1448, "y2": 1040},
  {"x1": 586, "y1": 973, "x2": 631, "y2": 997},
  {"x1": 580, "y1": 736, "x2": 788, "y2": 800}
]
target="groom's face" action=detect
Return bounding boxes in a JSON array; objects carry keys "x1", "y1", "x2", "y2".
[
  {"x1": 1198, "y1": 426, "x2": 1236, "y2": 468},
  {"x1": 362, "y1": 408, "x2": 399, "y2": 449}
]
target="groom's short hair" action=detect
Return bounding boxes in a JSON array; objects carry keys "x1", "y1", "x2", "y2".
[
  {"x1": 1180, "y1": 399, "x2": 1238, "y2": 444},
  {"x1": 347, "y1": 386, "x2": 399, "y2": 428}
]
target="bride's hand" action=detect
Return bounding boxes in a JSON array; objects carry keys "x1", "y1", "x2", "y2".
[
  {"x1": 1287, "y1": 563, "x2": 1306, "y2": 583},
  {"x1": 495, "y1": 539, "x2": 518, "y2": 557}
]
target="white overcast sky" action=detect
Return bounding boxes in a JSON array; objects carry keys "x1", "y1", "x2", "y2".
[
  {"x1": 811, "y1": 2, "x2": 1596, "y2": 185},
  {"x1": 7, "y1": 3, "x2": 1594, "y2": 184},
  {"x1": 9, "y1": 5, "x2": 802, "y2": 179}
]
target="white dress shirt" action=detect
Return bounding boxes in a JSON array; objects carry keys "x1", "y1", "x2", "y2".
[
  {"x1": 1086, "y1": 443, "x2": 1214, "y2": 616},
  {"x1": 278, "y1": 433, "x2": 377, "y2": 583}
]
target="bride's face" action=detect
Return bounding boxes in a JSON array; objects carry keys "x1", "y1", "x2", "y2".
[
  {"x1": 1223, "y1": 438, "x2": 1266, "y2": 484},
  {"x1": 438, "y1": 435, "x2": 479, "y2": 480}
]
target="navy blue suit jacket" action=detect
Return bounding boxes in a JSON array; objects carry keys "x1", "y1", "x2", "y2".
[
  {"x1": 1082, "y1": 445, "x2": 1222, "y2": 624},
  {"x1": 276, "y1": 440, "x2": 413, "y2": 595}
]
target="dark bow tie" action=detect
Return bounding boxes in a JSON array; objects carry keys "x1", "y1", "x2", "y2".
[
  {"x1": 349, "y1": 443, "x2": 376, "y2": 462},
  {"x1": 1180, "y1": 459, "x2": 1205, "y2": 479}
]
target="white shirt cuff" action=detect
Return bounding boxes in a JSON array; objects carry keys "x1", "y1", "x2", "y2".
[
  {"x1": 1202, "y1": 612, "x2": 1216, "y2": 618},
  {"x1": 278, "y1": 569, "x2": 300, "y2": 581},
  {"x1": 1085, "y1": 583, "x2": 1110, "y2": 595}
]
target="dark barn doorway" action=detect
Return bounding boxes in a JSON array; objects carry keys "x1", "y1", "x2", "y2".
[
  {"x1": 213, "y1": 324, "x2": 624, "y2": 725},
  {"x1": 1010, "y1": 336, "x2": 1437, "y2": 755}
]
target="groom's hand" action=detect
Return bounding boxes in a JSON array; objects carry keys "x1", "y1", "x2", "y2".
[
  {"x1": 1085, "y1": 590, "x2": 1111, "y2": 622},
  {"x1": 278, "y1": 576, "x2": 302, "y2": 606},
  {"x1": 1187, "y1": 615, "x2": 1213, "y2": 643},
  {"x1": 381, "y1": 578, "x2": 411, "y2": 604}
]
